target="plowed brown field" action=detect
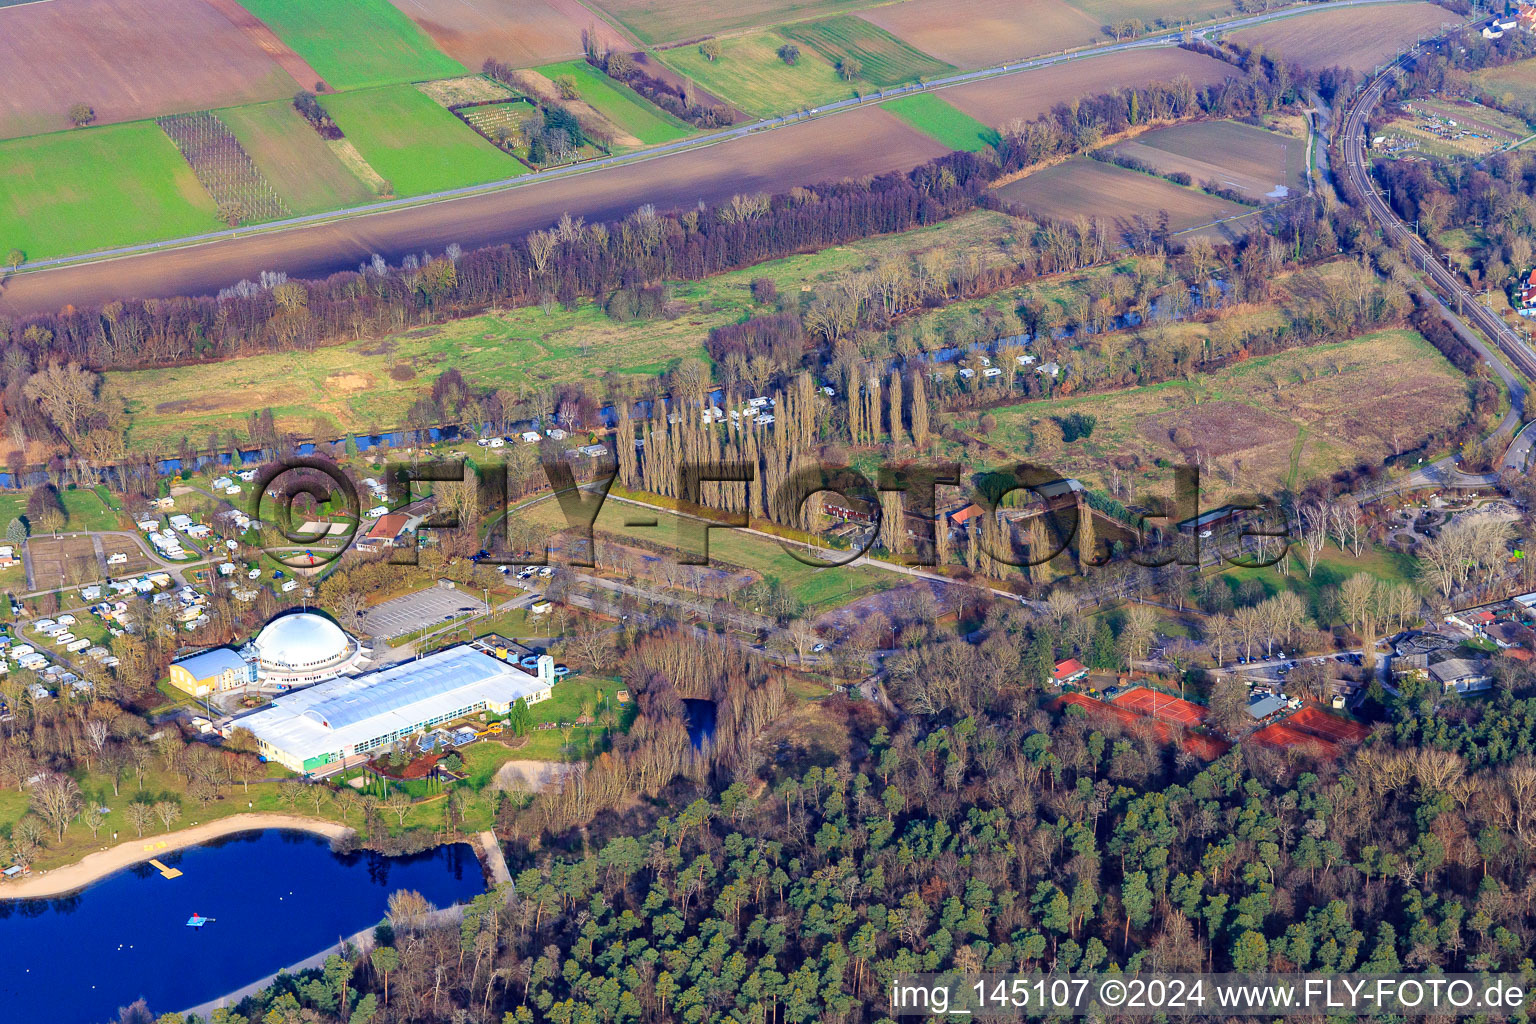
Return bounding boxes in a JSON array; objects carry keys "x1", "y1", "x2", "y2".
[
  {"x1": 0, "y1": 0, "x2": 303, "y2": 139},
  {"x1": 942, "y1": 47, "x2": 1238, "y2": 126},
  {"x1": 860, "y1": 0, "x2": 1102, "y2": 68},
  {"x1": 1227, "y1": 2, "x2": 1460, "y2": 72},
  {"x1": 385, "y1": 0, "x2": 631, "y2": 69}
]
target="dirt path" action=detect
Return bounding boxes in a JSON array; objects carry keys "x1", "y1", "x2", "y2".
[
  {"x1": 0, "y1": 813, "x2": 352, "y2": 900},
  {"x1": 201, "y1": 0, "x2": 328, "y2": 92}
]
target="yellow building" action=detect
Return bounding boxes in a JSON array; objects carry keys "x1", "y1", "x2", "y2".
[{"x1": 168, "y1": 648, "x2": 254, "y2": 697}]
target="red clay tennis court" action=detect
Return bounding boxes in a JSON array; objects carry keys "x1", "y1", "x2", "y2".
[
  {"x1": 1288, "y1": 707, "x2": 1371, "y2": 744},
  {"x1": 1056, "y1": 693, "x2": 1231, "y2": 760},
  {"x1": 1113, "y1": 687, "x2": 1207, "y2": 726},
  {"x1": 1250, "y1": 722, "x2": 1340, "y2": 758}
]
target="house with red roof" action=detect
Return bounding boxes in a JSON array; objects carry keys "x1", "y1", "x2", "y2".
[
  {"x1": 357, "y1": 513, "x2": 408, "y2": 551},
  {"x1": 1518, "y1": 268, "x2": 1536, "y2": 318},
  {"x1": 1053, "y1": 658, "x2": 1088, "y2": 685}
]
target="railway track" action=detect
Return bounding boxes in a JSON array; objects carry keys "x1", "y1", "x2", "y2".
[{"x1": 1340, "y1": 50, "x2": 1536, "y2": 385}]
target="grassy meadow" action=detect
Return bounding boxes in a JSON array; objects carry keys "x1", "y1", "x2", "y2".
[
  {"x1": 963, "y1": 328, "x2": 1469, "y2": 507},
  {"x1": 1473, "y1": 58, "x2": 1536, "y2": 114},
  {"x1": 235, "y1": 0, "x2": 465, "y2": 90},
  {"x1": 658, "y1": 33, "x2": 855, "y2": 116},
  {"x1": 881, "y1": 93, "x2": 996, "y2": 152},
  {"x1": 319, "y1": 86, "x2": 522, "y2": 196},
  {"x1": 538, "y1": 60, "x2": 694, "y2": 146},
  {"x1": 0, "y1": 121, "x2": 222, "y2": 260},
  {"x1": 106, "y1": 209, "x2": 1018, "y2": 451},
  {"x1": 219, "y1": 100, "x2": 377, "y2": 214},
  {"x1": 513, "y1": 494, "x2": 897, "y2": 614}
]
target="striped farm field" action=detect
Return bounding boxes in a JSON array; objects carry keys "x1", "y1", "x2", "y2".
[
  {"x1": 880, "y1": 93, "x2": 995, "y2": 152},
  {"x1": 319, "y1": 86, "x2": 522, "y2": 196},
  {"x1": 780, "y1": 16, "x2": 953, "y2": 88}
]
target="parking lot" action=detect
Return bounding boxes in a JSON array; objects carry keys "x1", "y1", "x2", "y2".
[{"x1": 360, "y1": 585, "x2": 487, "y2": 640}]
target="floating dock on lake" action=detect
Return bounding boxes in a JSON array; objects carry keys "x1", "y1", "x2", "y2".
[
  {"x1": 148, "y1": 859, "x2": 182, "y2": 879},
  {"x1": 186, "y1": 914, "x2": 212, "y2": 928}
]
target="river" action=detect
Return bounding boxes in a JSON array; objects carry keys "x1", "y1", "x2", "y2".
[{"x1": 0, "y1": 829, "x2": 480, "y2": 1024}]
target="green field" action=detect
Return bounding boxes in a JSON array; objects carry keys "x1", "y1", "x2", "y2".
[
  {"x1": 658, "y1": 32, "x2": 854, "y2": 116},
  {"x1": 780, "y1": 16, "x2": 952, "y2": 88},
  {"x1": 586, "y1": 0, "x2": 888, "y2": 46},
  {"x1": 235, "y1": 0, "x2": 464, "y2": 90},
  {"x1": 219, "y1": 100, "x2": 375, "y2": 214},
  {"x1": 881, "y1": 93, "x2": 996, "y2": 152},
  {"x1": 0, "y1": 486, "x2": 124, "y2": 536},
  {"x1": 537, "y1": 60, "x2": 694, "y2": 146},
  {"x1": 106, "y1": 208, "x2": 1017, "y2": 451},
  {"x1": 0, "y1": 121, "x2": 221, "y2": 261},
  {"x1": 320, "y1": 86, "x2": 522, "y2": 197},
  {"x1": 1063, "y1": 0, "x2": 1233, "y2": 26}
]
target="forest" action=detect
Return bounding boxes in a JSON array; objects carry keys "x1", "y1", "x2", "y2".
[{"x1": 91, "y1": 604, "x2": 1536, "y2": 1024}]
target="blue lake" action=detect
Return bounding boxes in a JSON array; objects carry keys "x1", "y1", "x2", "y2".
[{"x1": 0, "y1": 830, "x2": 481, "y2": 1024}]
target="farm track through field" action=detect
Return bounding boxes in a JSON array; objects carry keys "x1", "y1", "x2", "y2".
[{"x1": 0, "y1": 0, "x2": 1436, "y2": 314}]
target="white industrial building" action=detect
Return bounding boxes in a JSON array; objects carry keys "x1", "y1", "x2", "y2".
[{"x1": 236, "y1": 644, "x2": 555, "y2": 773}]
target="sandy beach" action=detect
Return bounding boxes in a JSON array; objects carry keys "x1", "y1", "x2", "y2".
[{"x1": 0, "y1": 814, "x2": 354, "y2": 901}]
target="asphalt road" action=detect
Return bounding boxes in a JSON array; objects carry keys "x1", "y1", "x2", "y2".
[{"x1": 0, "y1": 0, "x2": 1431, "y2": 315}]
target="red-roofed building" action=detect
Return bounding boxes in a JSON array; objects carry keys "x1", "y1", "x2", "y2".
[
  {"x1": 1053, "y1": 658, "x2": 1088, "y2": 685},
  {"x1": 357, "y1": 513, "x2": 408, "y2": 551},
  {"x1": 1520, "y1": 269, "x2": 1536, "y2": 317},
  {"x1": 949, "y1": 504, "x2": 987, "y2": 527}
]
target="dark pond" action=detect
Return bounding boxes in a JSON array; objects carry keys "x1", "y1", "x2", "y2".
[{"x1": 682, "y1": 697, "x2": 717, "y2": 749}]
